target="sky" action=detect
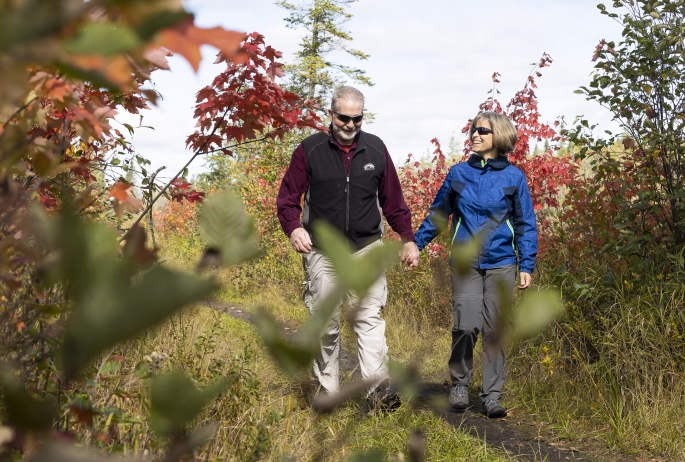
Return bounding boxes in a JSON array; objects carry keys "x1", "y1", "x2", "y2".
[{"x1": 117, "y1": 0, "x2": 625, "y2": 184}]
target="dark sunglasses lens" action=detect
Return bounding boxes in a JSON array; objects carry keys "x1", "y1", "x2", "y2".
[
  {"x1": 474, "y1": 127, "x2": 491, "y2": 135},
  {"x1": 336, "y1": 112, "x2": 363, "y2": 123}
]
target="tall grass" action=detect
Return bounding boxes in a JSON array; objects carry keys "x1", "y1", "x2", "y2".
[{"x1": 507, "y1": 260, "x2": 685, "y2": 458}]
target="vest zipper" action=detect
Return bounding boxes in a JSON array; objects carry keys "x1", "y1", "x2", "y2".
[
  {"x1": 345, "y1": 151, "x2": 361, "y2": 235},
  {"x1": 338, "y1": 150, "x2": 351, "y2": 236},
  {"x1": 343, "y1": 176, "x2": 349, "y2": 233}
]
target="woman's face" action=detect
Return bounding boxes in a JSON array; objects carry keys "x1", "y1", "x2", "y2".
[{"x1": 471, "y1": 119, "x2": 497, "y2": 158}]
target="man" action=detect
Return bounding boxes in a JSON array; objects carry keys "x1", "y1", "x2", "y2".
[{"x1": 277, "y1": 86, "x2": 420, "y2": 409}]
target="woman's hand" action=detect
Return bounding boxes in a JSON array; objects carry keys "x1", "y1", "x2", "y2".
[{"x1": 518, "y1": 272, "x2": 531, "y2": 289}]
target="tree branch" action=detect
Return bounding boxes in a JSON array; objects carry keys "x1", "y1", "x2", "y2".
[
  {"x1": 199, "y1": 130, "x2": 284, "y2": 155},
  {"x1": 147, "y1": 166, "x2": 166, "y2": 248},
  {"x1": 0, "y1": 95, "x2": 40, "y2": 127}
]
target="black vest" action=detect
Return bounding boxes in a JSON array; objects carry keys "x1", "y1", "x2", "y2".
[{"x1": 302, "y1": 130, "x2": 386, "y2": 249}]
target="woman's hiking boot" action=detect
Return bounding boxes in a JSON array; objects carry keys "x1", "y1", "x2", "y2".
[
  {"x1": 449, "y1": 384, "x2": 469, "y2": 409},
  {"x1": 483, "y1": 399, "x2": 506, "y2": 418}
]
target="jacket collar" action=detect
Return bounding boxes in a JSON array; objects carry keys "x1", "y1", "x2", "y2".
[{"x1": 467, "y1": 154, "x2": 510, "y2": 170}]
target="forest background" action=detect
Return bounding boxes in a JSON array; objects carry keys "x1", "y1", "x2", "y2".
[{"x1": 2, "y1": 0, "x2": 685, "y2": 462}]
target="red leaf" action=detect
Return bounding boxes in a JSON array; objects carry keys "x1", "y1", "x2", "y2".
[
  {"x1": 46, "y1": 79, "x2": 71, "y2": 102},
  {"x1": 157, "y1": 19, "x2": 245, "y2": 72},
  {"x1": 157, "y1": 28, "x2": 202, "y2": 71},
  {"x1": 186, "y1": 26, "x2": 245, "y2": 63},
  {"x1": 142, "y1": 47, "x2": 172, "y2": 70},
  {"x1": 108, "y1": 182, "x2": 132, "y2": 202}
]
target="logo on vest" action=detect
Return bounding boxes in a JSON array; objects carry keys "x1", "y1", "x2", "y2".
[{"x1": 363, "y1": 163, "x2": 375, "y2": 171}]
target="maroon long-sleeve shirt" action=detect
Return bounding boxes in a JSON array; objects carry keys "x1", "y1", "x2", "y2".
[{"x1": 277, "y1": 136, "x2": 415, "y2": 243}]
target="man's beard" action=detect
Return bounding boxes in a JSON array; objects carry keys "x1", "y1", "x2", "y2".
[{"x1": 332, "y1": 124, "x2": 360, "y2": 143}]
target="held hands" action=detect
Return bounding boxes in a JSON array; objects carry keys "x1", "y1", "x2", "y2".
[
  {"x1": 518, "y1": 271, "x2": 532, "y2": 289},
  {"x1": 290, "y1": 227, "x2": 312, "y2": 254},
  {"x1": 291, "y1": 228, "x2": 421, "y2": 267},
  {"x1": 400, "y1": 241, "x2": 420, "y2": 268}
]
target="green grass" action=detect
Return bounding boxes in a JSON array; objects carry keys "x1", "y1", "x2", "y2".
[
  {"x1": 214, "y1": 311, "x2": 509, "y2": 462},
  {"x1": 267, "y1": 402, "x2": 510, "y2": 461},
  {"x1": 143, "y1": 305, "x2": 511, "y2": 461}
]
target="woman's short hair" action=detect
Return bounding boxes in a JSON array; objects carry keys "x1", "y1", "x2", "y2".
[{"x1": 470, "y1": 111, "x2": 518, "y2": 155}]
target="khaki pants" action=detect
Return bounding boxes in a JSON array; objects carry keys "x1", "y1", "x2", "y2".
[{"x1": 302, "y1": 240, "x2": 389, "y2": 395}]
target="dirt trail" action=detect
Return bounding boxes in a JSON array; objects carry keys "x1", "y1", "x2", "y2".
[{"x1": 208, "y1": 301, "x2": 592, "y2": 462}]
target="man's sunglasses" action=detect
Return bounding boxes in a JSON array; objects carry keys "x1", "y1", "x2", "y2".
[
  {"x1": 334, "y1": 111, "x2": 363, "y2": 124},
  {"x1": 472, "y1": 126, "x2": 494, "y2": 135}
]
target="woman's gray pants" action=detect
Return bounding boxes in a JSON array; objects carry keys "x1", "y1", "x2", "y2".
[{"x1": 450, "y1": 264, "x2": 516, "y2": 403}]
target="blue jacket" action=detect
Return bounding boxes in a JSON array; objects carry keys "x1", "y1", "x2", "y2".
[{"x1": 415, "y1": 155, "x2": 538, "y2": 273}]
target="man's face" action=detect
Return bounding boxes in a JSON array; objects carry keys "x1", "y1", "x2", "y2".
[{"x1": 329, "y1": 98, "x2": 363, "y2": 143}]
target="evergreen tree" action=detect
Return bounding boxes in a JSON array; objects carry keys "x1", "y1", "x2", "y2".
[
  {"x1": 276, "y1": 0, "x2": 373, "y2": 107},
  {"x1": 446, "y1": 133, "x2": 462, "y2": 161}
]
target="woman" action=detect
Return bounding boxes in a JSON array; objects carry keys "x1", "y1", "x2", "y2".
[{"x1": 414, "y1": 111, "x2": 537, "y2": 418}]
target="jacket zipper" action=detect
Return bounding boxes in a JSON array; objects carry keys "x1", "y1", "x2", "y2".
[
  {"x1": 448, "y1": 216, "x2": 462, "y2": 257},
  {"x1": 506, "y1": 219, "x2": 515, "y2": 250}
]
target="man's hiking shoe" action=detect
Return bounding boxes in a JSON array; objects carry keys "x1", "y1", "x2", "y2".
[
  {"x1": 366, "y1": 379, "x2": 401, "y2": 411},
  {"x1": 449, "y1": 384, "x2": 469, "y2": 409},
  {"x1": 483, "y1": 399, "x2": 507, "y2": 418}
]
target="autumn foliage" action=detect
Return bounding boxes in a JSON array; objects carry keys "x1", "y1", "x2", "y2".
[
  {"x1": 0, "y1": 2, "x2": 317, "y2": 459},
  {"x1": 398, "y1": 54, "x2": 578, "y2": 260},
  {"x1": 155, "y1": 197, "x2": 202, "y2": 237},
  {"x1": 186, "y1": 32, "x2": 324, "y2": 157},
  {"x1": 461, "y1": 54, "x2": 578, "y2": 211}
]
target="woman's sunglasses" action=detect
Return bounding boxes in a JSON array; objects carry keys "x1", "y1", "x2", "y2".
[
  {"x1": 472, "y1": 126, "x2": 494, "y2": 135},
  {"x1": 334, "y1": 111, "x2": 363, "y2": 124}
]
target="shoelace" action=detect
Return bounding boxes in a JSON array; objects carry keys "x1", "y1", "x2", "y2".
[
  {"x1": 452, "y1": 385, "x2": 468, "y2": 398},
  {"x1": 485, "y1": 398, "x2": 499, "y2": 408}
]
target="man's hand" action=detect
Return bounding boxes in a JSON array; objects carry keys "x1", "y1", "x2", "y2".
[
  {"x1": 400, "y1": 241, "x2": 420, "y2": 268},
  {"x1": 518, "y1": 271, "x2": 531, "y2": 289},
  {"x1": 290, "y1": 227, "x2": 312, "y2": 254}
]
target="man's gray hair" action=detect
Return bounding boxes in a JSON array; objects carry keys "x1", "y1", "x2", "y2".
[{"x1": 331, "y1": 86, "x2": 365, "y2": 113}]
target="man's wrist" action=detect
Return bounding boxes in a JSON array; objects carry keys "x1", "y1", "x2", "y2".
[
  {"x1": 285, "y1": 223, "x2": 303, "y2": 238},
  {"x1": 400, "y1": 234, "x2": 416, "y2": 244}
]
